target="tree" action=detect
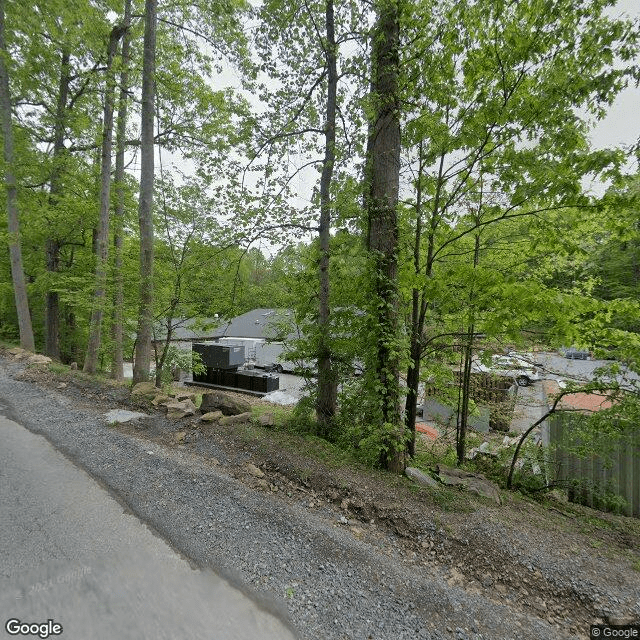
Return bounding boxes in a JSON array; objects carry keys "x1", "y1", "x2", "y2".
[
  {"x1": 365, "y1": 0, "x2": 404, "y2": 471},
  {"x1": 316, "y1": 0, "x2": 338, "y2": 433},
  {"x1": 111, "y1": 0, "x2": 133, "y2": 381},
  {"x1": 399, "y1": 0, "x2": 639, "y2": 458},
  {"x1": 0, "y1": 0, "x2": 34, "y2": 350},
  {"x1": 83, "y1": 22, "x2": 127, "y2": 374},
  {"x1": 133, "y1": 0, "x2": 157, "y2": 384},
  {"x1": 250, "y1": 0, "x2": 368, "y2": 434}
]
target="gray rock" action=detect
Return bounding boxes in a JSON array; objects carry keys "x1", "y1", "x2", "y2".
[
  {"x1": 200, "y1": 391, "x2": 251, "y2": 416},
  {"x1": 405, "y1": 467, "x2": 439, "y2": 488},
  {"x1": 606, "y1": 614, "x2": 637, "y2": 625},
  {"x1": 165, "y1": 399, "x2": 197, "y2": 420},
  {"x1": 131, "y1": 381, "x2": 160, "y2": 398},
  {"x1": 200, "y1": 410, "x2": 223, "y2": 422},
  {"x1": 219, "y1": 412, "x2": 252, "y2": 425},
  {"x1": 104, "y1": 409, "x2": 149, "y2": 424},
  {"x1": 246, "y1": 463, "x2": 265, "y2": 478},
  {"x1": 259, "y1": 413, "x2": 276, "y2": 427},
  {"x1": 173, "y1": 390, "x2": 196, "y2": 402},
  {"x1": 436, "y1": 464, "x2": 501, "y2": 504}
]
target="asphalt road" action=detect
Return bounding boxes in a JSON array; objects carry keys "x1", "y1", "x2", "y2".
[{"x1": 0, "y1": 408, "x2": 296, "y2": 640}]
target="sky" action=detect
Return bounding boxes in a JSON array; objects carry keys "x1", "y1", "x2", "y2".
[
  {"x1": 589, "y1": 0, "x2": 640, "y2": 151},
  {"x1": 158, "y1": 0, "x2": 639, "y2": 217}
]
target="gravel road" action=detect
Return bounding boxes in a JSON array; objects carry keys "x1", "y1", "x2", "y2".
[{"x1": 1, "y1": 357, "x2": 638, "y2": 640}]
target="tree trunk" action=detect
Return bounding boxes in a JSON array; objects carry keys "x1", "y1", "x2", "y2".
[
  {"x1": 315, "y1": 0, "x2": 338, "y2": 435},
  {"x1": 457, "y1": 322, "x2": 474, "y2": 465},
  {"x1": 45, "y1": 239, "x2": 60, "y2": 359},
  {"x1": 154, "y1": 319, "x2": 172, "y2": 387},
  {"x1": 405, "y1": 149, "x2": 445, "y2": 454},
  {"x1": 111, "y1": 0, "x2": 132, "y2": 382},
  {"x1": 366, "y1": 0, "x2": 403, "y2": 472},
  {"x1": 404, "y1": 142, "x2": 424, "y2": 457},
  {"x1": 84, "y1": 26, "x2": 125, "y2": 374},
  {"x1": 45, "y1": 50, "x2": 71, "y2": 360},
  {"x1": 0, "y1": 0, "x2": 35, "y2": 351},
  {"x1": 132, "y1": 0, "x2": 157, "y2": 384},
  {"x1": 457, "y1": 232, "x2": 480, "y2": 466}
]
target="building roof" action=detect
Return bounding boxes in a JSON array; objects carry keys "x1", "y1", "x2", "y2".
[
  {"x1": 543, "y1": 380, "x2": 614, "y2": 412},
  {"x1": 212, "y1": 309, "x2": 294, "y2": 340},
  {"x1": 152, "y1": 309, "x2": 296, "y2": 343},
  {"x1": 559, "y1": 392, "x2": 614, "y2": 412},
  {"x1": 153, "y1": 317, "x2": 221, "y2": 342}
]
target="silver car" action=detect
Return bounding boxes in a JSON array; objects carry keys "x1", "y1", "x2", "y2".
[{"x1": 472, "y1": 354, "x2": 542, "y2": 386}]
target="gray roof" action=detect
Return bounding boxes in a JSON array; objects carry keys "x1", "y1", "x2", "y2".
[
  {"x1": 212, "y1": 309, "x2": 295, "y2": 340},
  {"x1": 153, "y1": 317, "x2": 221, "y2": 342}
]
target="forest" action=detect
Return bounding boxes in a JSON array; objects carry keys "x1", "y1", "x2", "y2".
[{"x1": 1, "y1": 0, "x2": 640, "y2": 473}]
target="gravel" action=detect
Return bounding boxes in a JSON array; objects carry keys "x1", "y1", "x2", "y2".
[{"x1": 1, "y1": 358, "x2": 637, "y2": 640}]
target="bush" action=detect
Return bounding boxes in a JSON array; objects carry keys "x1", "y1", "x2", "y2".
[{"x1": 157, "y1": 347, "x2": 205, "y2": 386}]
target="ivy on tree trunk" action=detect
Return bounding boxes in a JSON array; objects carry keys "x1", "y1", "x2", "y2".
[{"x1": 366, "y1": 0, "x2": 404, "y2": 472}]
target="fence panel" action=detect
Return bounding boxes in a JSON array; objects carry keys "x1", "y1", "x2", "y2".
[{"x1": 548, "y1": 413, "x2": 640, "y2": 518}]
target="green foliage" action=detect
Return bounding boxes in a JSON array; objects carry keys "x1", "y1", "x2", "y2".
[{"x1": 155, "y1": 347, "x2": 205, "y2": 386}]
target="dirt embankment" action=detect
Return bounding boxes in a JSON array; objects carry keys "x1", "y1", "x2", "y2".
[{"x1": 7, "y1": 358, "x2": 640, "y2": 640}]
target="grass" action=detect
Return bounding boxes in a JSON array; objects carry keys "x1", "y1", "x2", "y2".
[
  {"x1": 47, "y1": 362, "x2": 70, "y2": 374},
  {"x1": 583, "y1": 515, "x2": 614, "y2": 530},
  {"x1": 250, "y1": 403, "x2": 292, "y2": 425}
]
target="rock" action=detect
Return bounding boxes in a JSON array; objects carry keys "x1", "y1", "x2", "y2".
[
  {"x1": 165, "y1": 399, "x2": 197, "y2": 420},
  {"x1": 447, "y1": 567, "x2": 465, "y2": 586},
  {"x1": 200, "y1": 410, "x2": 223, "y2": 422},
  {"x1": 200, "y1": 391, "x2": 251, "y2": 416},
  {"x1": 7, "y1": 347, "x2": 25, "y2": 356},
  {"x1": 219, "y1": 412, "x2": 252, "y2": 425},
  {"x1": 606, "y1": 614, "x2": 637, "y2": 626},
  {"x1": 174, "y1": 431, "x2": 186, "y2": 444},
  {"x1": 27, "y1": 353, "x2": 52, "y2": 365},
  {"x1": 255, "y1": 479, "x2": 269, "y2": 490},
  {"x1": 131, "y1": 381, "x2": 160, "y2": 398},
  {"x1": 405, "y1": 467, "x2": 439, "y2": 488},
  {"x1": 531, "y1": 598, "x2": 547, "y2": 613},
  {"x1": 465, "y1": 477, "x2": 501, "y2": 504},
  {"x1": 104, "y1": 409, "x2": 149, "y2": 424},
  {"x1": 259, "y1": 413, "x2": 275, "y2": 427},
  {"x1": 152, "y1": 394, "x2": 171, "y2": 406},
  {"x1": 57, "y1": 382, "x2": 67, "y2": 389},
  {"x1": 436, "y1": 464, "x2": 501, "y2": 504},
  {"x1": 173, "y1": 390, "x2": 196, "y2": 402},
  {"x1": 481, "y1": 573, "x2": 494, "y2": 588},
  {"x1": 246, "y1": 463, "x2": 265, "y2": 478}
]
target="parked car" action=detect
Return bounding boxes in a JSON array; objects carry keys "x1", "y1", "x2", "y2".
[
  {"x1": 561, "y1": 346, "x2": 591, "y2": 360},
  {"x1": 472, "y1": 354, "x2": 542, "y2": 386}
]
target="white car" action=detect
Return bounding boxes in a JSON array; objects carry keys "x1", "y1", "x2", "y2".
[{"x1": 472, "y1": 354, "x2": 542, "y2": 386}]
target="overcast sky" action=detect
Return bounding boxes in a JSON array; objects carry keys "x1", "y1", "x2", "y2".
[{"x1": 589, "y1": 0, "x2": 640, "y2": 151}]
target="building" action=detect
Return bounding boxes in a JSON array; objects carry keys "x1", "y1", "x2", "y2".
[{"x1": 153, "y1": 309, "x2": 299, "y2": 373}]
